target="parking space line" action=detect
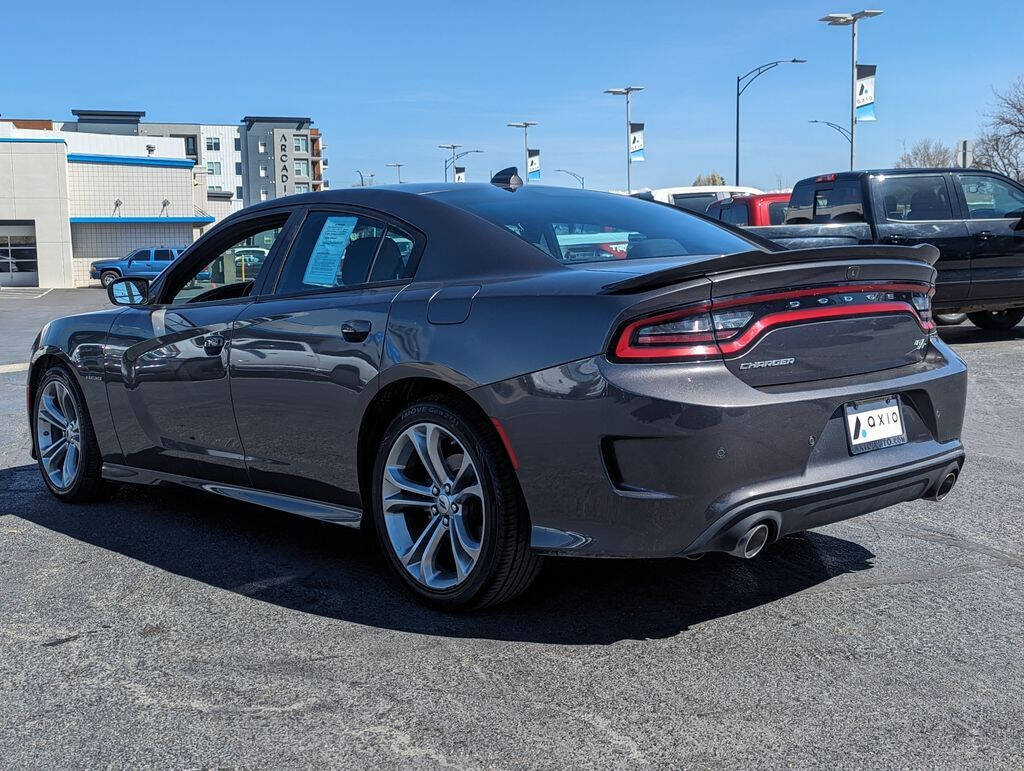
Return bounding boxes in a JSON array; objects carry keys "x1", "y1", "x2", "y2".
[{"x1": 0, "y1": 363, "x2": 29, "y2": 374}]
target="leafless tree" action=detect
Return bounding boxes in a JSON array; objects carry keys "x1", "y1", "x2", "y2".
[
  {"x1": 692, "y1": 172, "x2": 726, "y2": 186},
  {"x1": 894, "y1": 138, "x2": 954, "y2": 168},
  {"x1": 972, "y1": 78, "x2": 1024, "y2": 180}
]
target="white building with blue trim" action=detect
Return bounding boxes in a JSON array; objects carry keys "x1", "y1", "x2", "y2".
[{"x1": 0, "y1": 123, "x2": 213, "y2": 288}]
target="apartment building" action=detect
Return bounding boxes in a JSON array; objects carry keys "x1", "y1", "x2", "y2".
[{"x1": 239, "y1": 116, "x2": 327, "y2": 206}]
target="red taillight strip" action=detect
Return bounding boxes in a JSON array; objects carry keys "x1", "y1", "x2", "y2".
[
  {"x1": 712, "y1": 282, "x2": 933, "y2": 310},
  {"x1": 613, "y1": 303, "x2": 714, "y2": 360},
  {"x1": 717, "y1": 301, "x2": 933, "y2": 355}
]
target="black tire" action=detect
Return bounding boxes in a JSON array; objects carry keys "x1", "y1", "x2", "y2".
[
  {"x1": 100, "y1": 271, "x2": 119, "y2": 288},
  {"x1": 33, "y1": 366, "x2": 115, "y2": 502},
  {"x1": 371, "y1": 397, "x2": 541, "y2": 611},
  {"x1": 934, "y1": 312, "x2": 967, "y2": 327},
  {"x1": 967, "y1": 309, "x2": 1024, "y2": 331}
]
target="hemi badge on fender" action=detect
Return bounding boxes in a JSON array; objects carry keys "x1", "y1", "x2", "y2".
[{"x1": 847, "y1": 265, "x2": 860, "y2": 279}]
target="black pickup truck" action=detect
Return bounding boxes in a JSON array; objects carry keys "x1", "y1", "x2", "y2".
[{"x1": 748, "y1": 168, "x2": 1024, "y2": 329}]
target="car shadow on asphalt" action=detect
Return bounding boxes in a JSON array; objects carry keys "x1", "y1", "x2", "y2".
[
  {"x1": 3, "y1": 463, "x2": 875, "y2": 645},
  {"x1": 937, "y1": 325, "x2": 1024, "y2": 345}
]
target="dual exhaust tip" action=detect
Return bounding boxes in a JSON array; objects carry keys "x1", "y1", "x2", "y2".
[
  {"x1": 926, "y1": 469, "x2": 959, "y2": 502},
  {"x1": 728, "y1": 522, "x2": 771, "y2": 560}
]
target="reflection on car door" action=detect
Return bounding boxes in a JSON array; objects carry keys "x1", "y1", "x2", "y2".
[
  {"x1": 105, "y1": 215, "x2": 294, "y2": 485},
  {"x1": 871, "y1": 173, "x2": 972, "y2": 305},
  {"x1": 229, "y1": 207, "x2": 419, "y2": 507},
  {"x1": 953, "y1": 173, "x2": 1024, "y2": 303}
]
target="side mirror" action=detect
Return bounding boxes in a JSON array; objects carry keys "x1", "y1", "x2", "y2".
[{"x1": 108, "y1": 276, "x2": 150, "y2": 307}]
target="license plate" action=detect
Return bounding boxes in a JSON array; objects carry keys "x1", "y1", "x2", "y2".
[{"x1": 844, "y1": 396, "x2": 907, "y2": 454}]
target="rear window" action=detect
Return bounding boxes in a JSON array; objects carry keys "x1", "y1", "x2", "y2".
[
  {"x1": 785, "y1": 184, "x2": 814, "y2": 223},
  {"x1": 768, "y1": 201, "x2": 788, "y2": 225},
  {"x1": 812, "y1": 180, "x2": 865, "y2": 222},
  {"x1": 446, "y1": 189, "x2": 755, "y2": 264},
  {"x1": 720, "y1": 202, "x2": 749, "y2": 226}
]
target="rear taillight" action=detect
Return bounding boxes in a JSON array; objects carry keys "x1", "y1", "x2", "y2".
[
  {"x1": 612, "y1": 303, "x2": 721, "y2": 361},
  {"x1": 610, "y1": 282, "x2": 935, "y2": 363}
]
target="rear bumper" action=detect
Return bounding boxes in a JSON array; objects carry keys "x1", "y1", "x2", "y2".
[{"x1": 472, "y1": 336, "x2": 968, "y2": 558}]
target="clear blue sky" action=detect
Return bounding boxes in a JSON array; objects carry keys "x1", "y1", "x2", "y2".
[{"x1": 5, "y1": 0, "x2": 1022, "y2": 191}]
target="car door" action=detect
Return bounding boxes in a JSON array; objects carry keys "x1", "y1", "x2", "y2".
[
  {"x1": 105, "y1": 211, "x2": 297, "y2": 484},
  {"x1": 870, "y1": 173, "x2": 972, "y2": 305},
  {"x1": 123, "y1": 248, "x2": 152, "y2": 278},
  {"x1": 952, "y1": 173, "x2": 1024, "y2": 303},
  {"x1": 228, "y1": 207, "x2": 422, "y2": 508}
]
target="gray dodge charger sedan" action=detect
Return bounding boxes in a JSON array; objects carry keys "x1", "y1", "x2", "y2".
[{"x1": 27, "y1": 182, "x2": 967, "y2": 609}]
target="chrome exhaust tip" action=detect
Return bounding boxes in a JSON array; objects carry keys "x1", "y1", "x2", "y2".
[
  {"x1": 928, "y1": 470, "x2": 958, "y2": 502},
  {"x1": 729, "y1": 522, "x2": 771, "y2": 559}
]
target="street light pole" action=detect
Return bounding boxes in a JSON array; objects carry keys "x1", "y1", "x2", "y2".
[
  {"x1": 808, "y1": 119, "x2": 853, "y2": 145},
  {"x1": 605, "y1": 86, "x2": 643, "y2": 194},
  {"x1": 820, "y1": 10, "x2": 883, "y2": 171},
  {"x1": 507, "y1": 121, "x2": 537, "y2": 182},
  {"x1": 735, "y1": 59, "x2": 806, "y2": 186},
  {"x1": 386, "y1": 162, "x2": 405, "y2": 183},
  {"x1": 555, "y1": 169, "x2": 585, "y2": 188},
  {"x1": 438, "y1": 144, "x2": 461, "y2": 182}
]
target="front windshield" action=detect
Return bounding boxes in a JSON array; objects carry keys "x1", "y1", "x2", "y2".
[{"x1": 444, "y1": 188, "x2": 755, "y2": 264}]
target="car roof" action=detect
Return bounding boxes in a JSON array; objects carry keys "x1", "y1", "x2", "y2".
[
  {"x1": 709, "y1": 192, "x2": 791, "y2": 206},
  {"x1": 794, "y1": 168, "x2": 1007, "y2": 185},
  {"x1": 632, "y1": 185, "x2": 764, "y2": 196}
]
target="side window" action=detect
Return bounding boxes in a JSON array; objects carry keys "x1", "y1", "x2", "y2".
[
  {"x1": 785, "y1": 184, "x2": 814, "y2": 223},
  {"x1": 128, "y1": 249, "x2": 150, "y2": 262},
  {"x1": 276, "y1": 212, "x2": 386, "y2": 295},
  {"x1": 956, "y1": 175, "x2": 1024, "y2": 220},
  {"x1": 153, "y1": 249, "x2": 174, "y2": 261},
  {"x1": 671, "y1": 194, "x2": 717, "y2": 213},
  {"x1": 874, "y1": 175, "x2": 953, "y2": 221},
  {"x1": 169, "y1": 219, "x2": 287, "y2": 304},
  {"x1": 812, "y1": 180, "x2": 864, "y2": 222},
  {"x1": 368, "y1": 225, "x2": 417, "y2": 283}
]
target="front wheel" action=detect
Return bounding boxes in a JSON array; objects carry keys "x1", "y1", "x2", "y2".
[
  {"x1": 372, "y1": 399, "x2": 540, "y2": 610},
  {"x1": 99, "y1": 271, "x2": 119, "y2": 288},
  {"x1": 34, "y1": 366, "x2": 114, "y2": 502},
  {"x1": 967, "y1": 309, "x2": 1024, "y2": 331}
]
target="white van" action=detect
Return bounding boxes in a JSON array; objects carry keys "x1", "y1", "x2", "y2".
[{"x1": 630, "y1": 185, "x2": 764, "y2": 213}]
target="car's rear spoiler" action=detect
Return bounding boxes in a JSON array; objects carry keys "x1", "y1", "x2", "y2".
[{"x1": 601, "y1": 243, "x2": 940, "y2": 294}]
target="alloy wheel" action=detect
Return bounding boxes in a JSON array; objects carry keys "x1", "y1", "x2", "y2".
[
  {"x1": 36, "y1": 379, "x2": 82, "y2": 489},
  {"x1": 381, "y1": 422, "x2": 486, "y2": 590}
]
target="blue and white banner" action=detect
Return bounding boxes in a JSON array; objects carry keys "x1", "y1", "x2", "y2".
[
  {"x1": 527, "y1": 149, "x2": 540, "y2": 181},
  {"x1": 855, "y1": 64, "x2": 876, "y2": 122},
  {"x1": 629, "y1": 122, "x2": 645, "y2": 161},
  {"x1": 454, "y1": 166, "x2": 466, "y2": 183}
]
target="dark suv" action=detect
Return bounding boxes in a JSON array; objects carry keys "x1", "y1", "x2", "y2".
[{"x1": 748, "y1": 169, "x2": 1024, "y2": 329}]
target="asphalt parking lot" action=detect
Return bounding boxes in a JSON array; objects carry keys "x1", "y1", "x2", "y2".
[{"x1": 1, "y1": 289, "x2": 1022, "y2": 768}]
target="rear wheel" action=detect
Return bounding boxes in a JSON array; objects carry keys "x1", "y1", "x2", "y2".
[
  {"x1": 967, "y1": 309, "x2": 1024, "y2": 330},
  {"x1": 371, "y1": 399, "x2": 540, "y2": 610},
  {"x1": 99, "y1": 271, "x2": 119, "y2": 288},
  {"x1": 34, "y1": 366, "x2": 114, "y2": 502}
]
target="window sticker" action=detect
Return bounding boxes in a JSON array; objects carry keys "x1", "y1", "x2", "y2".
[{"x1": 302, "y1": 216, "x2": 358, "y2": 286}]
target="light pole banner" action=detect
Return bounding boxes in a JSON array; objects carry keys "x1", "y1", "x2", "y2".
[
  {"x1": 527, "y1": 149, "x2": 540, "y2": 181},
  {"x1": 629, "y1": 122, "x2": 645, "y2": 161},
  {"x1": 855, "y1": 64, "x2": 877, "y2": 122},
  {"x1": 454, "y1": 166, "x2": 466, "y2": 183}
]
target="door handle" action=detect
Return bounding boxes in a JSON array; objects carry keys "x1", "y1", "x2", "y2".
[
  {"x1": 340, "y1": 320, "x2": 372, "y2": 342},
  {"x1": 203, "y1": 334, "x2": 225, "y2": 355},
  {"x1": 977, "y1": 230, "x2": 994, "y2": 240}
]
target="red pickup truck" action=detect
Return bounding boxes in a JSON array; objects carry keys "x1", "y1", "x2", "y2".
[{"x1": 706, "y1": 192, "x2": 791, "y2": 227}]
